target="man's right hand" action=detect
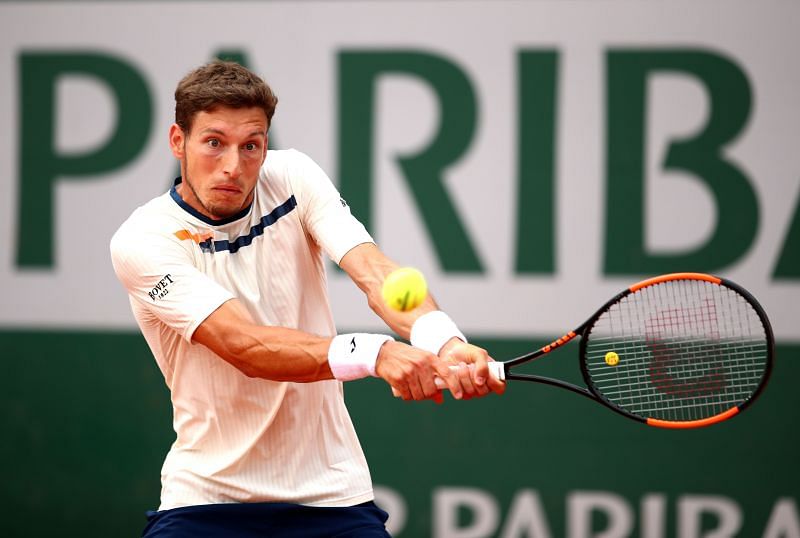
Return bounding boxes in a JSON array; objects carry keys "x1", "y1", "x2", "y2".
[{"x1": 375, "y1": 340, "x2": 465, "y2": 401}]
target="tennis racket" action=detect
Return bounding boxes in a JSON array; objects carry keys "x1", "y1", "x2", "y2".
[{"x1": 437, "y1": 273, "x2": 774, "y2": 429}]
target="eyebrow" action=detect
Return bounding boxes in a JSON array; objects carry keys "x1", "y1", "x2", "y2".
[{"x1": 200, "y1": 128, "x2": 266, "y2": 138}]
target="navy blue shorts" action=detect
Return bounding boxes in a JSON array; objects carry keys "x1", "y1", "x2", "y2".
[{"x1": 142, "y1": 500, "x2": 390, "y2": 537}]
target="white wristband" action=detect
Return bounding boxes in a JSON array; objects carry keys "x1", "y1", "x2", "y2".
[
  {"x1": 328, "y1": 333, "x2": 394, "y2": 381},
  {"x1": 410, "y1": 310, "x2": 467, "y2": 355}
]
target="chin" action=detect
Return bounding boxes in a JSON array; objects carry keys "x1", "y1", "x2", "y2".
[{"x1": 211, "y1": 202, "x2": 247, "y2": 220}]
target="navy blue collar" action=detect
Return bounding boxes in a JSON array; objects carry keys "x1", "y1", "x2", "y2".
[{"x1": 169, "y1": 177, "x2": 252, "y2": 226}]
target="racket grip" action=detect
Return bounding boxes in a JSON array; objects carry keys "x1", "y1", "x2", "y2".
[
  {"x1": 434, "y1": 361, "x2": 506, "y2": 388},
  {"x1": 390, "y1": 361, "x2": 505, "y2": 397}
]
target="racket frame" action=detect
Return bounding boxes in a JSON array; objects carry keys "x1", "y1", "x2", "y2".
[{"x1": 496, "y1": 272, "x2": 774, "y2": 428}]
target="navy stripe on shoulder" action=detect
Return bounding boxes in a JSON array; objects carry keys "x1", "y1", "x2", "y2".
[{"x1": 199, "y1": 195, "x2": 297, "y2": 254}]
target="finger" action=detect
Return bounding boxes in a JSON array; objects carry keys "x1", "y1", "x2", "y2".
[
  {"x1": 434, "y1": 360, "x2": 463, "y2": 400},
  {"x1": 471, "y1": 350, "x2": 490, "y2": 388},
  {"x1": 418, "y1": 362, "x2": 442, "y2": 400},
  {"x1": 397, "y1": 384, "x2": 414, "y2": 401},
  {"x1": 472, "y1": 377, "x2": 490, "y2": 398},
  {"x1": 391, "y1": 384, "x2": 413, "y2": 400},
  {"x1": 456, "y1": 362, "x2": 477, "y2": 397},
  {"x1": 459, "y1": 363, "x2": 492, "y2": 398},
  {"x1": 407, "y1": 374, "x2": 428, "y2": 401},
  {"x1": 472, "y1": 354, "x2": 493, "y2": 396}
]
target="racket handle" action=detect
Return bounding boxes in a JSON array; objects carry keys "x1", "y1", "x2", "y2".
[
  {"x1": 433, "y1": 361, "x2": 506, "y2": 388},
  {"x1": 391, "y1": 361, "x2": 505, "y2": 397}
]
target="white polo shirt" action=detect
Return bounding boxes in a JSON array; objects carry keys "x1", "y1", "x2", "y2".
[{"x1": 110, "y1": 149, "x2": 376, "y2": 511}]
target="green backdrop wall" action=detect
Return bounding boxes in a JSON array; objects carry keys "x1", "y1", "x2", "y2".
[{"x1": 3, "y1": 331, "x2": 797, "y2": 537}]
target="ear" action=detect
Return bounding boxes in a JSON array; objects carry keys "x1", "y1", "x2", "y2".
[{"x1": 169, "y1": 123, "x2": 186, "y2": 159}]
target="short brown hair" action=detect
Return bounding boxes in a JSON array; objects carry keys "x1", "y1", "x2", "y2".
[{"x1": 174, "y1": 60, "x2": 278, "y2": 132}]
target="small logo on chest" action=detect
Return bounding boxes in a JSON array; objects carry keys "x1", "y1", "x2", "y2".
[
  {"x1": 174, "y1": 229, "x2": 216, "y2": 252},
  {"x1": 174, "y1": 229, "x2": 214, "y2": 244}
]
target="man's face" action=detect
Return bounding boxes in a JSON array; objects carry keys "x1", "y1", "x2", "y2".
[{"x1": 169, "y1": 106, "x2": 268, "y2": 221}]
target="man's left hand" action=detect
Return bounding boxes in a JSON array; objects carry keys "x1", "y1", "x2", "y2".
[{"x1": 437, "y1": 338, "x2": 506, "y2": 399}]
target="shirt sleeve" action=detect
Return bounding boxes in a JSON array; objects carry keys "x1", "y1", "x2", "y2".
[
  {"x1": 110, "y1": 225, "x2": 235, "y2": 342},
  {"x1": 286, "y1": 150, "x2": 375, "y2": 264}
]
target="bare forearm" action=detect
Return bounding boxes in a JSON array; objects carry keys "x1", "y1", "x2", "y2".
[
  {"x1": 340, "y1": 243, "x2": 438, "y2": 339},
  {"x1": 192, "y1": 300, "x2": 334, "y2": 382},
  {"x1": 219, "y1": 326, "x2": 333, "y2": 382}
]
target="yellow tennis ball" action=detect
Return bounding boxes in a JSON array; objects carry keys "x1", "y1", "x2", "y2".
[
  {"x1": 382, "y1": 267, "x2": 428, "y2": 312},
  {"x1": 605, "y1": 351, "x2": 619, "y2": 366}
]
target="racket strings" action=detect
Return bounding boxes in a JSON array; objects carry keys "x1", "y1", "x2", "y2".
[{"x1": 584, "y1": 279, "x2": 769, "y2": 422}]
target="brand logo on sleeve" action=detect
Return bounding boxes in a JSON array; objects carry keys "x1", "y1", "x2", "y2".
[{"x1": 148, "y1": 274, "x2": 174, "y2": 302}]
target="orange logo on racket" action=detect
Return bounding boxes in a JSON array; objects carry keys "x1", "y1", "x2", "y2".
[{"x1": 542, "y1": 331, "x2": 577, "y2": 353}]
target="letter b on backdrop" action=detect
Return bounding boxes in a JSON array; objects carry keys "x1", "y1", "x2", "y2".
[{"x1": 605, "y1": 50, "x2": 757, "y2": 274}]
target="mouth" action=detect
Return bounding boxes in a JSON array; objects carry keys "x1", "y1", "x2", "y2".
[{"x1": 211, "y1": 184, "x2": 242, "y2": 196}]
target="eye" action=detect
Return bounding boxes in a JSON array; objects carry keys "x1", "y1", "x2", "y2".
[
  {"x1": 207, "y1": 138, "x2": 221, "y2": 148},
  {"x1": 244, "y1": 142, "x2": 258, "y2": 151}
]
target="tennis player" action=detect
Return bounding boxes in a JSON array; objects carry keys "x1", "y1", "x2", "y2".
[{"x1": 110, "y1": 60, "x2": 504, "y2": 537}]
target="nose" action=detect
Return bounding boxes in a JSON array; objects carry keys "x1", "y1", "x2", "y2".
[{"x1": 221, "y1": 147, "x2": 242, "y2": 179}]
